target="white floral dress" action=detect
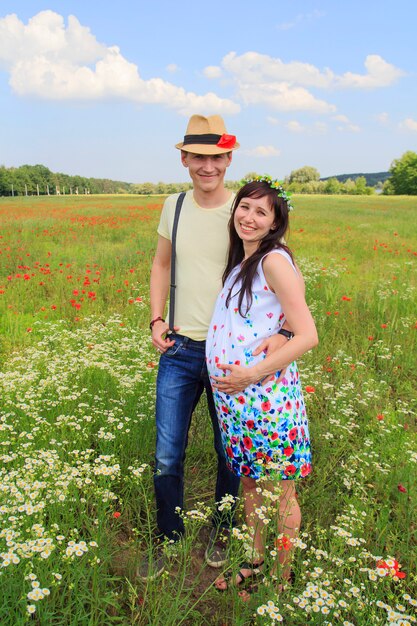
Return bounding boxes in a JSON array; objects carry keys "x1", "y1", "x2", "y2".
[{"x1": 206, "y1": 249, "x2": 312, "y2": 480}]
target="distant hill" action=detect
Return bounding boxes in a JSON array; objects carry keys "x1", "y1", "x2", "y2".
[{"x1": 320, "y1": 172, "x2": 390, "y2": 187}]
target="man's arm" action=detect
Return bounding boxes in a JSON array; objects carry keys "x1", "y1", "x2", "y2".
[{"x1": 150, "y1": 235, "x2": 177, "y2": 351}]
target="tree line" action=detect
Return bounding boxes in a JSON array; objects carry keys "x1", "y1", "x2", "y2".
[
  {"x1": 1, "y1": 151, "x2": 416, "y2": 196},
  {"x1": 0, "y1": 164, "x2": 132, "y2": 196}
]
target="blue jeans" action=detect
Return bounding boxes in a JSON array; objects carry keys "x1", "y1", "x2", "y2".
[{"x1": 154, "y1": 333, "x2": 240, "y2": 540}]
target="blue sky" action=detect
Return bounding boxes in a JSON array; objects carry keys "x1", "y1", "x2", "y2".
[{"x1": 0, "y1": 1, "x2": 416, "y2": 183}]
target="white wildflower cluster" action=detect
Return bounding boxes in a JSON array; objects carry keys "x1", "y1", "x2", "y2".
[
  {"x1": 184, "y1": 507, "x2": 210, "y2": 522},
  {"x1": 93, "y1": 456, "x2": 120, "y2": 477},
  {"x1": 128, "y1": 463, "x2": 150, "y2": 479},
  {"x1": 23, "y1": 572, "x2": 51, "y2": 615},
  {"x1": 292, "y1": 582, "x2": 338, "y2": 615},
  {"x1": 65, "y1": 540, "x2": 89, "y2": 558},
  {"x1": 218, "y1": 493, "x2": 237, "y2": 511},
  {"x1": 256, "y1": 600, "x2": 284, "y2": 621},
  {"x1": 375, "y1": 598, "x2": 417, "y2": 625}
]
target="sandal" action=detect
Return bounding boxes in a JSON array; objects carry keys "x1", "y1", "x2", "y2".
[
  {"x1": 238, "y1": 569, "x2": 295, "y2": 602},
  {"x1": 214, "y1": 560, "x2": 264, "y2": 592}
]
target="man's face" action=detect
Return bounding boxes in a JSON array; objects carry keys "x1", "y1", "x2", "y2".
[{"x1": 181, "y1": 151, "x2": 232, "y2": 193}]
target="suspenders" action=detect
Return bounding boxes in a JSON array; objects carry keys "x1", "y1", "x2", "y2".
[{"x1": 168, "y1": 192, "x2": 186, "y2": 331}]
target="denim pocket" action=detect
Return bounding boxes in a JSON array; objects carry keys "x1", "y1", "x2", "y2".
[{"x1": 164, "y1": 337, "x2": 183, "y2": 357}]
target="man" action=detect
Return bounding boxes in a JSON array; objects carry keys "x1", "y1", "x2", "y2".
[{"x1": 143, "y1": 115, "x2": 288, "y2": 579}]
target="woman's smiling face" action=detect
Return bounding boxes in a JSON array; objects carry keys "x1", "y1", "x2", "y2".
[{"x1": 234, "y1": 195, "x2": 276, "y2": 252}]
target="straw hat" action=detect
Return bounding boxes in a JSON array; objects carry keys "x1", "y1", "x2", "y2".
[{"x1": 175, "y1": 114, "x2": 240, "y2": 154}]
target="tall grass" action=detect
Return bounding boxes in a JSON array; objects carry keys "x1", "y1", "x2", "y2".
[{"x1": 0, "y1": 194, "x2": 416, "y2": 625}]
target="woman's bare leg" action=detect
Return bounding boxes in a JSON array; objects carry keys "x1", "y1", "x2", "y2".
[
  {"x1": 273, "y1": 480, "x2": 301, "y2": 581},
  {"x1": 214, "y1": 475, "x2": 264, "y2": 591}
]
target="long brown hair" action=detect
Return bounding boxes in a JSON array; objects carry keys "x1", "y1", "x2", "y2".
[{"x1": 223, "y1": 181, "x2": 293, "y2": 316}]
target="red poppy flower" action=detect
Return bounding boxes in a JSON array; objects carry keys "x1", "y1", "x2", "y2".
[
  {"x1": 305, "y1": 386, "x2": 315, "y2": 393},
  {"x1": 397, "y1": 483, "x2": 407, "y2": 493},
  {"x1": 271, "y1": 432, "x2": 278, "y2": 441},
  {"x1": 241, "y1": 465, "x2": 251, "y2": 476},
  {"x1": 284, "y1": 446, "x2": 294, "y2": 457},
  {"x1": 284, "y1": 464, "x2": 296, "y2": 476},
  {"x1": 376, "y1": 413, "x2": 384, "y2": 421},
  {"x1": 237, "y1": 395, "x2": 245, "y2": 404},
  {"x1": 246, "y1": 419, "x2": 255, "y2": 429},
  {"x1": 226, "y1": 446, "x2": 233, "y2": 458},
  {"x1": 275, "y1": 535, "x2": 291, "y2": 551},
  {"x1": 377, "y1": 558, "x2": 406, "y2": 579},
  {"x1": 113, "y1": 511, "x2": 121, "y2": 518},
  {"x1": 216, "y1": 134, "x2": 236, "y2": 149}
]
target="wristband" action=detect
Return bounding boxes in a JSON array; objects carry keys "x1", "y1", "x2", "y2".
[
  {"x1": 278, "y1": 328, "x2": 294, "y2": 340},
  {"x1": 150, "y1": 316, "x2": 165, "y2": 330}
]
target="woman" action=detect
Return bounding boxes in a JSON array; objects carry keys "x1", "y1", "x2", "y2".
[{"x1": 206, "y1": 176, "x2": 318, "y2": 593}]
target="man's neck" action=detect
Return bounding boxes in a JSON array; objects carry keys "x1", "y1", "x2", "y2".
[{"x1": 192, "y1": 186, "x2": 232, "y2": 209}]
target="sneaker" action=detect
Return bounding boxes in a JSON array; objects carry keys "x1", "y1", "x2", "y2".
[
  {"x1": 136, "y1": 547, "x2": 165, "y2": 581},
  {"x1": 204, "y1": 527, "x2": 230, "y2": 568}
]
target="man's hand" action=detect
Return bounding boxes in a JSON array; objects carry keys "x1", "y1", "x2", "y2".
[
  {"x1": 151, "y1": 320, "x2": 180, "y2": 353},
  {"x1": 252, "y1": 332, "x2": 288, "y2": 357},
  {"x1": 252, "y1": 333, "x2": 289, "y2": 384}
]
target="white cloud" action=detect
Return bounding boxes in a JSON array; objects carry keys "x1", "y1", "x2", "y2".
[
  {"x1": 377, "y1": 112, "x2": 389, "y2": 125},
  {"x1": 0, "y1": 11, "x2": 240, "y2": 115},
  {"x1": 215, "y1": 50, "x2": 337, "y2": 113},
  {"x1": 243, "y1": 145, "x2": 281, "y2": 157},
  {"x1": 222, "y1": 51, "x2": 335, "y2": 89},
  {"x1": 285, "y1": 120, "x2": 327, "y2": 134},
  {"x1": 203, "y1": 51, "x2": 405, "y2": 116},
  {"x1": 333, "y1": 114, "x2": 349, "y2": 123},
  {"x1": 266, "y1": 116, "x2": 279, "y2": 125},
  {"x1": 221, "y1": 51, "x2": 404, "y2": 92},
  {"x1": 314, "y1": 121, "x2": 328, "y2": 134},
  {"x1": 203, "y1": 65, "x2": 223, "y2": 79},
  {"x1": 0, "y1": 11, "x2": 106, "y2": 69},
  {"x1": 337, "y1": 55, "x2": 405, "y2": 89},
  {"x1": 399, "y1": 117, "x2": 417, "y2": 132},
  {"x1": 286, "y1": 121, "x2": 304, "y2": 133},
  {"x1": 166, "y1": 63, "x2": 179, "y2": 73},
  {"x1": 332, "y1": 114, "x2": 360, "y2": 133},
  {"x1": 336, "y1": 123, "x2": 360, "y2": 133},
  {"x1": 332, "y1": 115, "x2": 360, "y2": 133},
  {"x1": 277, "y1": 10, "x2": 325, "y2": 31},
  {"x1": 238, "y1": 78, "x2": 336, "y2": 114}
]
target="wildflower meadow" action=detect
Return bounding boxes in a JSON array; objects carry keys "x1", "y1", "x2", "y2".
[{"x1": 0, "y1": 194, "x2": 416, "y2": 625}]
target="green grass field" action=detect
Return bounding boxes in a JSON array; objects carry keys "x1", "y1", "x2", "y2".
[{"x1": 0, "y1": 194, "x2": 416, "y2": 625}]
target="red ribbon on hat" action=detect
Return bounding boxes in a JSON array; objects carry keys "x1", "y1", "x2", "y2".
[{"x1": 216, "y1": 134, "x2": 236, "y2": 149}]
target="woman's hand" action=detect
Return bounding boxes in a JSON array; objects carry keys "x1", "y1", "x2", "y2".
[{"x1": 211, "y1": 363, "x2": 258, "y2": 394}]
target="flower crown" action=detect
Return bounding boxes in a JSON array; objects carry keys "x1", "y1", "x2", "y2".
[{"x1": 241, "y1": 174, "x2": 293, "y2": 211}]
